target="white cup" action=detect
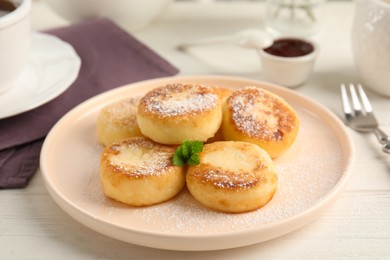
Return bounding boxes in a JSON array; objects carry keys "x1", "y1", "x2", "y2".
[
  {"x1": 0, "y1": 0, "x2": 31, "y2": 94},
  {"x1": 258, "y1": 38, "x2": 319, "y2": 88},
  {"x1": 352, "y1": 0, "x2": 390, "y2": 97}
]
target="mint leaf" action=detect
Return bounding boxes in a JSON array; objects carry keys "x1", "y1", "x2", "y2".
[
  {"x1": 173, "y1": 154, "x2": 185, "y2": 166},
  {"x1": 173, "y1": 146, "x2": 185, "y2": 166},
  {"x1": 181, "y1": 141, "x2": 190, "y2": 159},
  {"x1": 189, "y1": 141, "x2": 203, "y2": 153},
  {"x1": 172, "y1": 141, "x2": 203, "y2": 167},
  {"x1": 187, "y1": 153, "x2": 200, "y2": 166}
]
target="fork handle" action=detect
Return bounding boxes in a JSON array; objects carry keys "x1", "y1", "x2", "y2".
[
  {"x1": 383, "y1": 143, "x2": 390, "y2": 154},
  {"x1": 382, "y1": 143, "x2": 390, "y2": 154},
  {"x1": 374, "y1": 128, "x2": 390, "y2": 144},
  {"x1": 373, "y1": 128, "x2": 390, "y2": 154}
]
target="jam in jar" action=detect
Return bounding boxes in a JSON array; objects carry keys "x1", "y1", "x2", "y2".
[{"x1": 263, "y1": 38, "x2": 314, "y2": 58}]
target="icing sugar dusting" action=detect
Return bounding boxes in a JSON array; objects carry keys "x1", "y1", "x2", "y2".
[
  {"x1": 78, "y1": 105, "x2": 344, "y2": 235},
  {"x1": 103, "y1": 138, "x2": 176, "y2": 178},
  {"x1": 140, "y1": 83, "x2": 218, "y2": 117},
  {"x1": 102, "y1": 96, "x2": 140, "y2": 127},
  {"x1": 228, "y1": 86, "x2": 295, "y2": 141}
]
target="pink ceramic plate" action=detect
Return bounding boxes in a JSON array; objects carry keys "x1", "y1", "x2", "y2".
[{"x1": 40, "y1": 75, "x2": 355, "y2": 251}]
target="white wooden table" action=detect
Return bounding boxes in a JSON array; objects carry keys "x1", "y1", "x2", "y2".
[{"x1": 2, "y1": 1, "x2": 390, "y2": 259}]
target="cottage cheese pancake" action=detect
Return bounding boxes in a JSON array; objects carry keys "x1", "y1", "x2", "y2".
[
  {"x1": 186, "y1": 141, "x2": 278, "y2": 213},
  {"x1": 222, "y1": 86, "x2": 299, "y2": 158},
  {"x1": 206, "y1": 86, "x2": 234, "y2": 143},
  {"x1": 100, "y1": 137, "x2": 185, "y2": 206},
  {"x1": 137, "y1": 83, "x2": 222, "y2": 144},
  {"x1": 97, "y1": 97, "x2": 143, "y2": 147},
  {"x1": 213, "y1": 86, "x2": 233, "y2": 102}
]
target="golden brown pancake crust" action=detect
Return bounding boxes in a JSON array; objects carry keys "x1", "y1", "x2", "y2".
[{"x1": 222, "y1": 86, "x2": 299, "y2": 157}]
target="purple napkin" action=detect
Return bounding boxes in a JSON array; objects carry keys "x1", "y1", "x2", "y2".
[{"x1": 0, "y1": 18, "x2": 179, "y2": 189}]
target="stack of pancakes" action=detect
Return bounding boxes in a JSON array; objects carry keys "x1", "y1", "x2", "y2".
[{"x1": 98, "y1": 83, "x2": 299, "y2": 213}]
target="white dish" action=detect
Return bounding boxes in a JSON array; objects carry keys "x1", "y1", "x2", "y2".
[
  {"x1": 0, "y1": 32, "x2": 81, "y2": 119},
  {"x1": 40, "y1": 75, "x2": 355, "y2": 251}
]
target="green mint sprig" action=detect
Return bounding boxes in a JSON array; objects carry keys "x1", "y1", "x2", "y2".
[{"x1": 173, "y1": 141, "x2": 203, "y2": 167}]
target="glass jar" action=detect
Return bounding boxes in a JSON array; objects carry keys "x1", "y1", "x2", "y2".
[{"x1": 265, "y1": 0, "x2": 327, "y2": 37}]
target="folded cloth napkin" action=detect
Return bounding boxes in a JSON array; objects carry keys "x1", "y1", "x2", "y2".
[{"x1": 0, "y1": 18, "x2": 179, "y2": 189}]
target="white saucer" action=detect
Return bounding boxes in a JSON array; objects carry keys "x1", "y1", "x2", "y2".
[{"x1": 0, "y1": 32, "x2": 81, "y2": 119}]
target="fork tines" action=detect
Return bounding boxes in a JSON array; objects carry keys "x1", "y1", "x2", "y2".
[
  {"x1": 341, "y1": 83, "x2": 390, "y2": 154},
  {"x1": 341, "y1": 83, "x2": 373, "y2": 116}
]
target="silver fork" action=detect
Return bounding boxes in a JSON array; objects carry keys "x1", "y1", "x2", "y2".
[{"x1": 341, "y1": 83, "x2": 390, "y2": 154}]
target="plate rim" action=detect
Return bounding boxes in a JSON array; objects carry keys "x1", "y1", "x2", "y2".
[{"x1": 40, "y1": 75, "x2": 355, "y2": 251}]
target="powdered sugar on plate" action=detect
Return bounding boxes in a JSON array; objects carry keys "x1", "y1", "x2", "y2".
[
  {"x1": 40, "y1": 77, "x2": 352, "y2": 250},
  {"x1": 75, "y1": 105, "x2": 343, "y2": 234}
]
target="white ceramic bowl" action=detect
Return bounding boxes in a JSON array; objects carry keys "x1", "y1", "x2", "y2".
[
  {"x1": 258, "y1": 39, "x2": 319, "y2": 88},
  {"x1": 44, "y1": 0, "x2": 173, "y2": 32}
]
